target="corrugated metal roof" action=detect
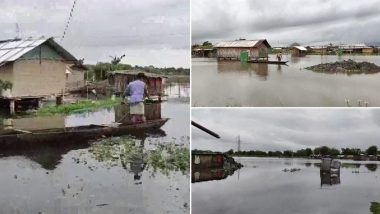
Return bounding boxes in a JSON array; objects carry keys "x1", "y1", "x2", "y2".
[
  {"x1": 0, "y1": 37, "x2": 77, "y2": 65},
  {"x1": 214, "y1": 40, "x2": 259, "y2": 48},
  {"x1": 110, "y1": 70, "x2": 167, "y2": 78},
  {"x1": 293, "y1": 46, "x2": 307, "y2": 51}
]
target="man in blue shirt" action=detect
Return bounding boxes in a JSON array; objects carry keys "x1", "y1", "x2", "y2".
[{"x1": 124, "y1": 73, "x2": 150, "y2": 123}]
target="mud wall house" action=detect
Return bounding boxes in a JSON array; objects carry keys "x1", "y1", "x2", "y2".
[
  {"x1": 0, "y1": 37, "x2": 77, "y2": 112},
  {"x1": 291, "y1": 46, "x2": 307, "y2": 57},
  {"x1": 108, "y1": 70, "x2": 166, "y2": 98},
  {"x1": 339, "y1": 44, "x2": 372, "y2": 54},
  {"x1": 311, "y1": 46, "x2": 328, "y2": 55},
  {"x1": 214, "y1": 39, "x2": 271, "y2": 61},
  {"x1": 362, "y1": 47, "x2": 374, "y2": 54},
  {"x1": 65, "y1": 64, "x2": 86, "y2": 91}
]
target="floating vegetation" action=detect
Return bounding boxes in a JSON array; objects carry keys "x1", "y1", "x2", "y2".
[
  {"x1": 370, "y1": 202, "x2": 380, "y2": 214},
  {"x1": 305, "y1": 59, "x2": 380, "y2": 74},
  {"x1": 36, "y1": 98, "x2": 121, "y2": 115},
  {"x1": 83, "y1": 136, "x2": 189, "y2": 175},
  {"x1": 148, "y1": 144, "x2": 190, "y2": 174}
]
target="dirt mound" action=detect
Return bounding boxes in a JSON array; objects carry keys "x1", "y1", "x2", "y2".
[{"x1": 305, "y1": 59, "x2": 380, "y2": 74}]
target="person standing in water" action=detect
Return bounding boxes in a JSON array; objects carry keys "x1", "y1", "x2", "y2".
[
  {"x1": 124, "y1": 72, "x2": 150, "y2": 123},
  {"x1": 276, "y1": 52, "x2": 282, "y2": 62}
]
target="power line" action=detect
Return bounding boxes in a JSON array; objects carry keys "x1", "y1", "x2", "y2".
[{"x1": 61, "y1": 0, "x2": 78, "y2": 42}]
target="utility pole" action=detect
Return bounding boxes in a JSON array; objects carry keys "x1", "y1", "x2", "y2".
[
  {"x1": 15, "y1": 23, "x2": 20, "y2": 39},
  {"x1": 237, "y1": 135, "x2": 241, "y2": 152}
]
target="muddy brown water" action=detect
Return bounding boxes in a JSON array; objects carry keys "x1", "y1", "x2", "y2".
[
  {"x1": 192, "y1": 55, "x2": 380, "y2": 107},
  {"x1": 192, "y1": 157, "x2": 380, "y2": 214},
  {"x1": 0, "y1": 83, "x2": 190, "y2": 214}
]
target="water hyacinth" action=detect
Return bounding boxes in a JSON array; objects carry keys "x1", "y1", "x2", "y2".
[{"x1": 84, "y1": 136, "x2": 189, "y2": 175}]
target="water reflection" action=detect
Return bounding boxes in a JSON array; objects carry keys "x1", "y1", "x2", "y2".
[
  {"x1": 0, "y1": 93, "x2": 190, "y2": 214},
  {"x1": 365, "y1": 164, "x2": 378, "y2": 172},
  {"x1": 191, "y1": 153, "x2": 242, "y2": 183},
  {"x1": 192, "y1": 55, "x2": 380, "y2": 106},
  {"x1": 217, "y1": 61, "x2": 270, "y2": 81},
  {"x1": 192, "y1": 158, "x2": 380, "y2": 214},
  {"x1": 320, "y1": 171, "x2": 341, "y2": 187}
]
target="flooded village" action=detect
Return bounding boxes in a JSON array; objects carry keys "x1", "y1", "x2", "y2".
[
  {"x1": 0, "y1": 36, "x2": 190, "y2": 213},
  {"x1": 192, "y1": 39, "x2": 380, "y2": 107},
  {"x1": 0, "y1": 0, "x2": 190, "y2": 213}
]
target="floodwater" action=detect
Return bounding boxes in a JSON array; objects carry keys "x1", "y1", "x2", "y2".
[
  {"x1": 192, "y1": 157, "x2": 380, "y2": 214},
  {"x1": 192, "y1": 55, "x2": 380, "y2": 107},
  {"x1": 0, "y1": 83, "x2": 190, "y2": 214}
]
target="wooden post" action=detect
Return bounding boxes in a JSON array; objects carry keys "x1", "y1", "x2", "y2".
[
  {"x1": 9, "y1": 99, "x2": 15, "y2": 115},
  {"x1": 56, "y1": 96, "x2": 63, "y2": 105},
  {"x1": 38, "y1": 98, "x2": 43, "y2": 109}
]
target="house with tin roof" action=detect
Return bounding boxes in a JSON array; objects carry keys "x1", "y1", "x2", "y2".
[
  {"x1": 214, "y1": 39, "x2": 271, "y2": 61},
  {"x1": 0, "y1": 37, "x2": 81, "y2": 113}
]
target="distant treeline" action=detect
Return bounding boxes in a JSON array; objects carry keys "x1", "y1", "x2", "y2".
[
  {"x1": 218, "y1": 145, "x2": 379, "y2": 158},
  {"x1": 192, "y1": 41, "x2": 213, "y2": 49},
  {"x1": 84, "y1": 63, "x2": 190, "y2": 81}
]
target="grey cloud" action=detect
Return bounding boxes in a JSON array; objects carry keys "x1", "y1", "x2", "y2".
[
  {"x1": 192, "y1": 0, "x2": 380, "y2": 45},
  {"x1": 0, "y1": 0, "x2": 190, "y2": 67},
  {"x1": 192, "y1": 109, "x2": 380, "y2": 152}
]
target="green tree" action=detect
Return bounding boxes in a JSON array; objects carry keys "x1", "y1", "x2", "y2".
[
  {"x1": 320, "y1": 146, "x2": 329, "y2": 156},
  {"x1": 305, "y1": 148, "x2": 313, "y2": 156},
  {"x1": 283, "y1": 150, "x2": 293, "y2": 157},
  {"x1": 367, "y1": 146, "x2": 378, "y2": 156},
  {"x1": 225, "y1": 149, "x2": 234, "y2": 156},
  {"x1": 202, "y1": 41, "x2": 212, "y2": 47},
  {"x1": 329, "y1": 148, "x2": 341, "y2": 156}
]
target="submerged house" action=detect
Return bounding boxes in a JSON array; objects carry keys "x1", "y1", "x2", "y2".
[
  {"x1": 108, "y1": 70, "x2": 166, "y2": 99},
  {"x1": 214, "y1": 39, "x2": 271, "y2": 61},
  {"x1": 0, "y1": 37, "x2": 78, "y2": 113},
  {"x1": 339, "y1": 44, "x2": 373, "y2": 54},
  {"x1": 310, "y1": 46, "x2": 328, "y2": 55},
  {"x1": 291, "y1": 46, "x2": 307, "y2": 57}
]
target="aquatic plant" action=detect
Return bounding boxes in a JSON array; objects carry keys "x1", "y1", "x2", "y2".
[
  {"x1": 85, "y1": 136, "x2": 190, "y2": 175},
  {"x1": 148, "y1": 144, "x2": 190, "y2": 175},
  {"x1": 370, "y1": 202, "x2": 380, "y2": 214},
  {"x1": 0, "y1": 79, "x2": 13, "y2": 90},
  {"x1": 336, "y1": 48, "x2": 344, "y2": 56},
  {"x1": 36, "y1": 98, "x2": 121, "y2": 115}
]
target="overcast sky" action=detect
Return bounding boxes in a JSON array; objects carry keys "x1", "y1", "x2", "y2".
[
  {"x1": 192, "y1": 109, "x2": 380, "y2": 152},
  {"x1": 192, "y1": 0, "x2": 380, "y2": 46},
  {"x1": 0, "y1": 0, "x2": 190, "y2": 68}
]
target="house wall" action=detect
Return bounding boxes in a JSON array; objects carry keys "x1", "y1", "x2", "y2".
[
  {"x1": 0, "y1": 63, "x2": 14, "y2": 97},
  {"x1": 18, "y1": 44, "x2": 65, "y2": 61},
  {"x1": 192, "y1": 154, "x2": 224, "y2": 169},
  {"x1": 362, "y1": 48, "x2": 374, "y2": 54},
  {"x1": 66, "y1": 68, "x2": 85, "y2": 91},
  {"x1": 11, "y1": 59, "x2": 66, "y2": 97},
  {"x1": 291, "y1": 49, "x2": 306, "y2": 57},
  {"x1": 217, "y1": 45, "x2": 268, "y2": 60},
  {"x1": 217, "y1": 47, "x2": 251, "y2": 59},
  {"x1": 110, "y1": 74, "x2": 164, "y2": 96},
  {"x1": 312, "y1": 48, "x2": 327, "y2": 55},
  {"x1": 256, "y1": 43, "x2": 269, "y2": 58}
]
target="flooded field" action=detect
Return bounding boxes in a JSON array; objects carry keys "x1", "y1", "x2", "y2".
[
  {"x1": 192, "y1": 157, "x2": 380, "y2": 214},
  {"x1": 0, "y1": 83, "x2": 190, "y2": 214},
  {"x1": 192, "y1": 55, "x2": 380, "y2": 107}
]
